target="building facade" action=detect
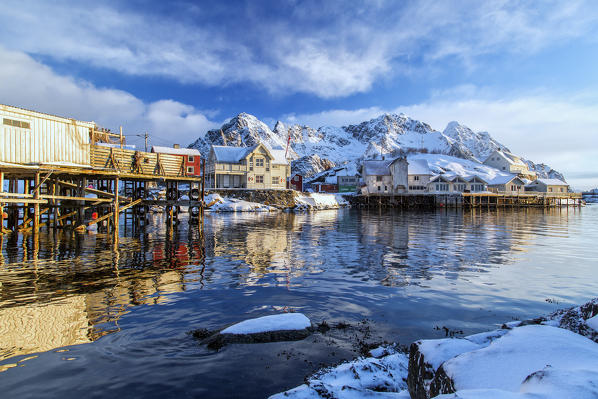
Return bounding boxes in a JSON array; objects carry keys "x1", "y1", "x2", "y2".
[
  {"x1": 487, "y1": 175, "x2": 527, "y2": 193},
  {"x1": 407, "y1": 159, "x2": 431, "y2": 192},
  {"x1": 525, "y1": 179, "x2": 569, "y2": 193},
  {"x1": 205, "y1": 143, "x2": 290, "y2": 189},
  {"x1": 483, "y1": 150, "x2": 536, "y2": 180},
  {"x1": 389, "y1": 157, "x2": 408, "y2": 193},
  {"x1": 151, "y1": 145, "x2": 201, "y2": 177}
]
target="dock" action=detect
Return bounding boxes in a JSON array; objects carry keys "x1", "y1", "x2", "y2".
[{"x1": 350, "y1": 192, "x2": 584, "y2": 209}]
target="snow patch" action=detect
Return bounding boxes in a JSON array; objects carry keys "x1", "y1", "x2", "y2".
[{"x1": 221, "y1": 313, "x2": 310, "y2": 335}]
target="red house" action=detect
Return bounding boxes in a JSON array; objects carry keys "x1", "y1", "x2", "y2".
[
  {"x1": 288, "y1": 174, "x2": 303, "y2": 191},
  {"x1": 151, "y1": 145, "x2": 201, "y2": 177}
]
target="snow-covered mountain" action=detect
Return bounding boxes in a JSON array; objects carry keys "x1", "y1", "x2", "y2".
[{"x1": 188, "y1": 112, "x2": 564, "y2": 180}]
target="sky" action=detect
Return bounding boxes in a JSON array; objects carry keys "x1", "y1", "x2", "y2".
[{"x1": 0, "y1": 0, "x2": 597, "y2": 189}]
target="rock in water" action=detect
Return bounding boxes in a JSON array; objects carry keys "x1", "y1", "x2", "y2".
[{"x1": 198, "y1": 313, "x2": 312, "y2": 349}]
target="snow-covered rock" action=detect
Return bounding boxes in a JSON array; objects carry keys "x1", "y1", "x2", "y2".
[
  {"x1": 294, "y1": 193, "x2": 350, "y2": 210},
  {"x1": 269, "y1": 346, "x2": 410, "y2": 399},
  {"x1": 221, "y1": 313, "x2": 311, "y2": 335},
  {"x1": 204, "y1": 193, "x2": 278, "y2": 212}
]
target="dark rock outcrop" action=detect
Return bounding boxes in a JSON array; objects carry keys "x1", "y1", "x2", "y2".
[
  {"x1": 200, "y1": 328, "x2": 312, "y2": 350},
  {"x1": 407, "y1": 341, "x2": 439, "y2": 399}
]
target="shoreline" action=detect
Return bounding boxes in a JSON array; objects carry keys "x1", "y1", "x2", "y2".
[{"x1": 271, "y1": 298, "x2": 598, "y2": 399}]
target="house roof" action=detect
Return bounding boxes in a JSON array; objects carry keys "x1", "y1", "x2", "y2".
[
  {"x1": 530, "y1": 178, "x2": 569, "y2": 186},
  {"x1": 211, "y1": 143, "x2": 289, "y2": 165},
  {"x1": 468, "y1": 175, "x2": 488, "y2": 184},
  {"x1": 488, "y1": 174, "x2": 524, "y2": 185},
  {"x1": 211, "y1": 145, "x2": 253, "y2": 162},
  {"x1": 451, "y1": 176, "x2": 468, "y2": 183},
  {"x1": 363, "y1": 159, "x2": 392, "y2": 176},
  {"x1": 429, "y1": 175, "x2": 452, "y2": 183},
  {"x1": 152, "y1": 146, "x2": 200, "y2": 156},
  {"x1": 408, "y1": 159, "x2": 430, "y2": 175},
  {"x1": 489, "y1": 150, "x2": 527, "y2": 167}
]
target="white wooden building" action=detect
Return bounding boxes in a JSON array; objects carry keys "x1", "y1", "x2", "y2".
[
  {"x1": 483, "y1": 150, "x2": 536, "y2": 180},
  {"x1": 1, "y1": 104, "x2": 94, "y2": 166},
  {"x1": 525, "y1": 178, "x2": 569, "y2": 193}
]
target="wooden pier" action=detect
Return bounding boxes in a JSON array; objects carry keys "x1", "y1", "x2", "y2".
[
  {"x1": 350, "y1": 192, "x2": 583, "y2": 209},
  {"x1": 0, "y1": 104, "x2": 209, "y2": 241}
]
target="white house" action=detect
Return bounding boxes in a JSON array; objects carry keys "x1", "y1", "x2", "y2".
[
  {"x1": 487, "y1": 175, "x2": 526, "y2": 193},
  {"x1": 467, "y1": 176, "x2": 488, "y2": 192},
  {"x1": 525, "y1": 178, "x2": 569, "y2": 193},
  {"x1": 483, "y1": 150, "x2": 536, "y2": 180},
  {"x1": 205, "y1": 143, "x2": 290, "y2": 189},
  {"x1": 389, "y1": 157, "x2": 408, "y2": 193},
  {"x1": 362, "y1": 159, "x2": 393, "y2": 194},
  {"x1": 428, "y1": 175, "x2": 452, "y2": 193},
  {"x1": 407, "y1": 159, "x2": 432, "y2": 192}
]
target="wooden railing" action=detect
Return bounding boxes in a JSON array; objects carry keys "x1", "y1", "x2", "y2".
[{"x1": 90, "y1": 145, "x2": 190, "y2": 177}]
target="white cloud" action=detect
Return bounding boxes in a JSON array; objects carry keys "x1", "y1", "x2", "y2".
[
  {"x1": 281, "y1": 89, "x2": 598, "y2": 190},
  {"x1": 0, "y1": 46, "x2": 218, "y2": 147},
  {"x1": 1, "y1": 0, "x2": 597, "y2": 98}
]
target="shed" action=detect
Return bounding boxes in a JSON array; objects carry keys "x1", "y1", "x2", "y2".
[
  {"x1": 1, "y1": 104, "x2": 94, "y2": 166},
  {"x1": 525, "y1": 178, "x2": 569, "y2": 193}
]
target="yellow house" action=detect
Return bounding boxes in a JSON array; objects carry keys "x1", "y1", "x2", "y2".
[{"x1": 205, "y1": 143, "x2": 291, "y2": 189}]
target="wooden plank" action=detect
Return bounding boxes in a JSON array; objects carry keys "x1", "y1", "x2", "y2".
[
  {"x1": 0, "y1": 198, "x2": 47, "y2": 204},
  {"x1": 40, "y1": 195, "x2": 113, "y2": 202}
]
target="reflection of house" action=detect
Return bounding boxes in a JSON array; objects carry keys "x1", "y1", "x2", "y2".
[
  {"x1": 488, "y1": 175, "x2": 526, "y2": 193},
  {"x1": 525, "y1": 179, "x2": 569, "y2": 193},
  {"x1": 483, "y1": 150, "x2": 536, "y2": 180},
  {"x1": 151, "y1": 145, "x2": 201, "y2": 176},
  {"x1": 407, "y1": 159, "x2": 431, "y2": 192},
  {"x1": 205, "y1": 143, "x2": 290, "y2": 189}
]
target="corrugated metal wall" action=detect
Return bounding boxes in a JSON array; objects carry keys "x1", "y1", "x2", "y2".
[{"x1": 0, "y1": 105, "x2": 92, "y2": 165}]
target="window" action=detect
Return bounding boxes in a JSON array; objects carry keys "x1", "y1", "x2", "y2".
[
  {"x1": 435, "y1": 183, "x2": 449, "y2": 191},
  {"x1": 549, "y1": 187, "x2": 553, "y2": 192},
  {"x1": 266, "y1": 159, "x2": 270, "y2": 171},
  {"x1": 454, "y1": 183, "x2": 466, "y2": 192},
  {"x1": 187, "y1": 166, "x2": 194, "y2": 174},
  {"x1": 256, "y1": 158, "x2": 264, "y2": 167},
  {"x1": 413, "y1": 175, "x2": 420, "y2": 181},
  {"x1": 272, "y1": 177, "x2": 279, "y2": 185},
  {"x1": 502, "y1": 166, "x2": 506, "y2": 170},
  {"x1": 376, "y1": 176, "x2": 383, "y2": 182},
  {"x1": 560, "y1": 187, "x2": 564, "y2": 192},
  {"x1": 377, "y1": 186, "x2": 381, "y2": 191},
  {"x1": 256, "y1": 175, "x2": 264, "y2": 183},
  {"x1": 188, "y1": 156, "x2": 194, "y2": 162},
  {"x1": 3, "y1": 118, "x2": 30, "y2": 129},
  {"x1": 249, "y1": 157, "x2": 253, "y2": 171}
]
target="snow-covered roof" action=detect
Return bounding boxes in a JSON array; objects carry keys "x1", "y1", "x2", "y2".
[
  {"x1": 408, "y1": 159, "x2": 430, "y2": 175},
  {"x1": 363, "y1": 160, "x2": 391, "y2": 176},
  {"x1": 151, "y1": 146, "x2": 200, "y2": 156},
  {"x1": 451, "y1": 176, "x2": 468, "y2": 183},
  {"x1": 429, "y1": 175, "x2": 452, "y2": 183},
  {"x1": 468, "y1": 175, "x2": 488, "y2": 184},
  {"x1": 211, "y1": 145, "x2": 252, "y2": 162},
  {"x1": 268, "y1": 147, "x2": 290, "y2": 165},
  {"x1": 492, "y1": 150, "x2": 526, "y2": 166},
  {"x1": 529, "y1": 178, "x2": 568, "y2": 186},
  {"x1": 488, "y1": 174, "x2": 523, "y2": 185},
  {"x1": 97, "y1": 142, "x2": 137, "y2": 150}
]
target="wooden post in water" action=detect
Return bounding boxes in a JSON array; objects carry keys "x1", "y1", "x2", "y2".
[
  {"x1": 113, "y1": 176, "x2": 119, "y2": 245},
  {"x1": 0, "y1": 172, "x2": 3, "y2": 233},
  {"x1": 33, "y1": 172, "x2": 40, "y2": 234}
]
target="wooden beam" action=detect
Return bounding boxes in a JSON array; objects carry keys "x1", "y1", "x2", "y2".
[
  {"x1": 40, "y1": 194, "x2": 113, "y2": 202},
  {"x1": 0, "y1": 198, "x2": 47, "y2": 204}
]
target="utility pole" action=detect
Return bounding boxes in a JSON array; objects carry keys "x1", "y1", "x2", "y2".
[{"x1": 144, "y1": 131, "x2": 148, "y2": 152}]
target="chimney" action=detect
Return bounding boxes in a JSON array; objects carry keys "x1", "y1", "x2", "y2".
[{"x1": 173, "y1": 144, "x2": 180, "y2": 149}]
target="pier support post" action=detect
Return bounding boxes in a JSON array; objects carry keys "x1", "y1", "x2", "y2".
[
  {"x1": 33, "y1": 172, "x2": 40, "y2": 234},
  {"x1": 113, "y1": 176, "x2": 119, "y2": 245}
]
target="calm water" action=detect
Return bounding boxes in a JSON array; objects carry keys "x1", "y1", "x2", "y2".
[{"x1": 0, "y1": 206, "x2": 597, "y2": 398}]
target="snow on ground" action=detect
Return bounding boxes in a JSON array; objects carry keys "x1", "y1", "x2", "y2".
[
  {"x1": 587, "y1": 315, "x2": 598, "y2": 331},
  {"x1": 221, "y1": 313, "x2": 311, "y2": 335},
  {"x1": 441, "y1": 325, "x2": 598, "y2": 393},
  {"x1": 272, "y1": 322, "x2": 598, "y2": 399},
  {"x1": 269, "y1": 346, "x2": 410, "y2": 399},
  {"x1": 294, "y1": 192, "x2": 350, "y2": 210},
  {"x1": 409, "y1": 153, "x2": 511, "y2": 184},
  {"x1": 204, "y1": 193, "x2": 278, "y2": 212}
]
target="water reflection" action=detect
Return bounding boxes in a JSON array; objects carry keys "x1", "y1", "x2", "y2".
[{"x1": 0, "y1": 206, "x2": 589, "y2": 364}]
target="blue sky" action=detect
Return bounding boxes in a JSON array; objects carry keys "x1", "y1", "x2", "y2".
[{"x1": 0, "y1": 0, "x2": 597, "y2": 188}]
